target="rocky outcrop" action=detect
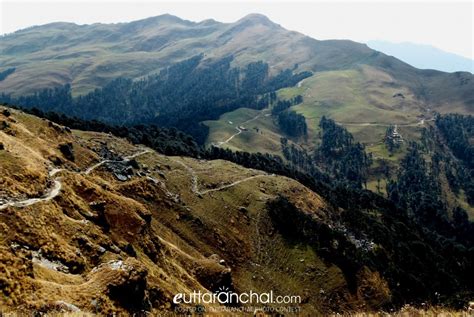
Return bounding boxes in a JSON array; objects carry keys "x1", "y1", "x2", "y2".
[
  {"x1": 102, "y1": 258, "x2": 150, "y2": 312},
  {"x1": 59, "y1": 142, "x2": 75, "y2": 161},
  {"x1": 193, "y1": 259, "x2": 234, "y2": 293}
]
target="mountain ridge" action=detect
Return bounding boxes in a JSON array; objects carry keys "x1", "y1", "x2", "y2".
[
  {"x1": 1, "y1": 13, "x2": 468, "y2": 97},
  {"x1": 1, "y1": 13, "x2": 472, "y2": 120}
]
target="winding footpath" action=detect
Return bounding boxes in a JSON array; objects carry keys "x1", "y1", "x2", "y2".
[
  {"x1": 0, "y1": 168, "x2": 65, "y2": 211},
  {"x1": 199, "y1": 175, "x2": 269, "y2": 195},
  {"x1": 213, "y1": 110, "x2": 269, "y2": 147},
  {"x1": 176, "y1": 159, "x2": 275, "y2": 196},
  {"x1": 297, "y1": 78, "x2": 306, "y2": 88},
  {"x1": 0, "y1": 149, "x2": 151, "y2": 211},
  {"x1": 0, "y1": 145, "x2": 274, "y2": 210}
]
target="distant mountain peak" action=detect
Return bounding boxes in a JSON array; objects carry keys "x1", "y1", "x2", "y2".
[
  {"x1": 199, "y1": 18, "x2": 220, "y2": 26},
  {"x1": 128, "y1": 14, "x2": 193, "y2": 28},
  {"x1": 150, "y1": 13, "x2": 185, "y2": 22},
  {"x1": 235, "y1": 13, "x2": 278, "y2": 28}
]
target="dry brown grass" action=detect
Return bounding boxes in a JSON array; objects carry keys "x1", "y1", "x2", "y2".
[{"x1": 1, "y1": 106, "x2": 471, "y2": 316}]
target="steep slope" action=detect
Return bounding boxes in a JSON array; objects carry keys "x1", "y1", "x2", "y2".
[
  {"x1": 1, "y1": 107, "x2": 473, "y2": 314},
  {"x1": 0, "y1": 13, "x2": 351, "y2": 95},
  {"x1": 0, "y1": 106, "x2": 378, "y2": 314}
]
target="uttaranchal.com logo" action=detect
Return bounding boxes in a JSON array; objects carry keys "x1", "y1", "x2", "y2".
[{"x1": 173, "y1": 287, "x2": 301, "y2": 305}]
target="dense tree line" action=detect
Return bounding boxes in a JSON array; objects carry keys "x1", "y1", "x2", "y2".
[
  {"x1": 280, "y1": 138, "x2": 313, "y2": 170},
  {"x1": 270, "y1": 96, "x2": 306, "y2": 138},
  {"x1": 387, "y1": 143, "x2": 443, "y2": 219},
  {"x1": 277, "y1": 111, "x2": 307, "y2": 138},
  {"x1": 315, "y1": 116, "x2": 372, "y2": 188},
  {"x1": 435, "y1": 114, "x2": 474, "y2": 168},
  {"x1": 268, "y1": 195, "x2": 474, "y2": 310},
  {"x1": 270, "y1": 95, "x2": 303, "y2": 115},
  {"x1": 382, "y1": 139, "x2": 474, "y2": 308},
  {"x1": 256, "y1": 92, "x2": 277, "y2": 109},
  {"x1": 386, "y1": 140, "x2": 474, "y2": 246},
  {"x1": 384, "y1": 125, "x2": 402, "y2": 153},
  {"x1": 1, "y1": 83, "x2": 73, "y2": 112},
  {"x1": 416, "y1": 115, "x2": 474, "y2": 212},
  {"x1": 435, "y1": 114, "x2": 474, "y2": 205},
  {"x1": 278, "y1": 117, "x2": 372, "y2": 189},
  {"x1": 4, "y1": 105, "x2": 202, "y2": 157},
  {"x1": 266, "y1": 69, "x2": 312, "y2": 92},
  {"x1": 0, "y1": 55, "x2": 312, "y2": 145}
]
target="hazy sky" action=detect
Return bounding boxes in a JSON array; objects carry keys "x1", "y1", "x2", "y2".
[{"x1": 1, "y1": 0, "x2": 473, "y2": 59}]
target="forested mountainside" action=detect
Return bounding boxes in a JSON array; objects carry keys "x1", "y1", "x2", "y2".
[
  {"x1": 4, "y1": 57, "x2": 472, "y2": 221},
  {"x1": 2, "y1": 52, "x2": 473, "y2": 231},
  {"x1": 0, "y1": 55, "x2": 311, "y2": 143},
  {"x1": 1, "y1": 13, "x2": 473, "y2": 110},
  {"x1": 0, "y1": 13, "x2": 370, "y2": 95},
  {"x1": 1, "y1": 106, "x2": 473, "y2": 315},
  {"x1": 1, "y1": 14, "x2": 473, "y2": 156}
]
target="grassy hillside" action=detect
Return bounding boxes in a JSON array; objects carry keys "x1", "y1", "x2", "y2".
[
  {"x1": 0, "y1": 14, "x2": 366, "y2": 96},
  {"x1": 1, "y1": 106, "x2": 473, "y2": 314},
  {"x1": 0, "y1": 105, "x2": 374, "y2": 314},
  {"x1": 2, "y1": 14, "x2": 472, "y2": 168},
  {"x1": 204, "y1": 108, "x2": 285, "y2": 155},
  {"x1": 205, "y1": 65, "x2": 426, "y2": 157},
  {"x1": 2, "y1": 13, "x2": 472, "y2": 110},
  {"x1": 291, "y1": 66, "x2": 424, "y2": 137},
  {"x1": 204, "y1": 65, "x2": 473, "y2": 219},
  {"x1": 221, "y1": 65, "x2": 451, "y2": 146}
]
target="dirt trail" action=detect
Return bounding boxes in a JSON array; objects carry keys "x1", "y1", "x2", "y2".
[
  {"x1": 199, "y1": 175, "x2": 269, "y2": 195},
  {"x1": 176, "y1": 158, "x2": 275, "y2": 196},
  {"x1": 0, "y1": 179, "x2": 62, "y2": 210},
  {"x1": 213, "y1": 110, "x2": 269, "y2": 147},
  {"x1": 336, "y1": 118, "x2": 433, "y2": 127},
  {"x1": 175, "y1": 160, "x2": 199, "y2": 194},
  {"x1": 297, "y1": 78, "x2": 306, "y2": 88},
  {"x1": 0, "y1": 149, "x2": 151, "y2": 210},
  {"x1": 1, "y1": 145, "x2": 270, "y2": 209}
]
